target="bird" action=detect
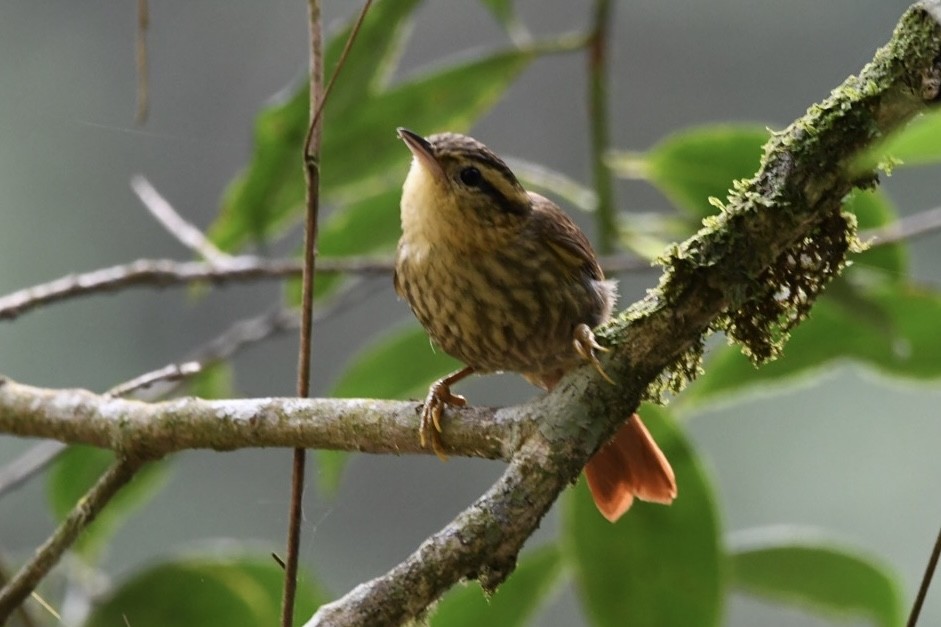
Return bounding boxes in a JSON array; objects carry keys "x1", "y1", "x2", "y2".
[{"x1": 393, "y1": 128, "x2": 676, "y2": 522}]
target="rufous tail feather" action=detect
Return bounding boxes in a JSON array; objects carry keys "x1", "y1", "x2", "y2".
[{"x1": 584, "y1": 413, "x2": 677, "y2": 522}]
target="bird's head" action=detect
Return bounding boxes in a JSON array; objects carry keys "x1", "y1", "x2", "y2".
[{"x1": 397, "y1": 128, "x2": 531, "y2": 249}]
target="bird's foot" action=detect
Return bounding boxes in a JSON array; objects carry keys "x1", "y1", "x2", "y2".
[
  {"x1": 573, "y1": 323, "x2": 614, "y2": 384},
  {"x1": 420, "y1": 375, "x2": 468, "y2": 460}
]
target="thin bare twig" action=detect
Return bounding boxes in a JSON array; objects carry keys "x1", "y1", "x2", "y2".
[
  {"x1": 284, "y1": 0, "x2": 323, "y2": 621},
  {"x1": 307, "y1": 0, "x2": 374, "y2": 144},
  {"x1": 135, "y1": 0, "x2": 149, "y2": 125},
  {"x1": 0, "y1": 441, "x2": 67, "y2": 499},
  {"x1": 25, "y1": 592, "x2": 58, "y2": 624},
  {"x1": 107, "y1": 362, "x2": 203, "y2": 398},
  {"x1": 587, "y1": 0, "x2": 616, "y2": 253},
  {"x1": 105, "y1": 279, "x2": 376, "y2": 402},
  {"x1": 862, "y1": 205, "x2": 941, "y2": 246},
  {"x1": 3, "y1": 201, "x2": 940, "y2": 325},
  {"x1": 0, "y1": 256, "x2": 391, "y2": 321},
  {"x1": 131, "y1": 175, "x2": 231, "y2": 264},
  {"x1": 181, "y1": 305, "x2": 299, "y2": 366},
  {"x1": 0, "y1": 457, "x2": 145, "y2": 623},
  {"x1": 115, "y1": 306, "x2": 299, "y2": 401},
  {"x1": 285, "y1": 1, "x2": 375, "y2": 622},
  {"x1": 0, "y1": 555, "x2": 38, "y2": 627},
  {"x1": 907, "y1": 524, "x2": 941, "y2": 627}
]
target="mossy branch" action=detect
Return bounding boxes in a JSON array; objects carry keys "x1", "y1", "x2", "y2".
[{"x1": 599, "y1": 0, "x2": 941, "y2": 407}]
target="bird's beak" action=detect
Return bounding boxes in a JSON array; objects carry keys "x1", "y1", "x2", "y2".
[{"x1": 397, "y1": 128, "x2": 446, "y2": 181}]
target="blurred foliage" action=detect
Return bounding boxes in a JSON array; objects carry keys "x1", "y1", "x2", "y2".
[
  {"x1": 26, "y1": 1, "x2": 941, "y2": 625},
  {"x1": 729, "y1": 528, "x2": 904, "y2": 627},
  {"x1": 208, "y1": 5, "x2": 564, "y2": 252},
  {"x1": 47, "y1": 446, "x2": 168, "y2": 562},
  {"x1": 855, "y1": 107, "x2": 941, "y2": 171},
  {"x1": 83, "y1": 553, "x2": 327, "y2": 627},
  {"x1": 431, "y1": 546, "x2": 563, "y2": 627},
  {"x1": 316, "y1": 323, "x2": 459, "y2": 494},
  {"x1": 187, "y1": 362, "x2": 235, "y2": 400},
  {"x1": 564, "y1": 406, "x2": 723, "y2": 627},
  {"x1": 609, "y1": 124, "x2": 770, "y2": 221}
]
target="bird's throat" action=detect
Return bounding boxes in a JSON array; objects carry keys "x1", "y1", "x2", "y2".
[{"x1": 400, "y1": 162, "x2": 461, "y2": 249}]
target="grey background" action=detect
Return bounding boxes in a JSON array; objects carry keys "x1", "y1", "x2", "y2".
[{"x1": 2, "y1": 1, "x2": 940, "y2": 626}]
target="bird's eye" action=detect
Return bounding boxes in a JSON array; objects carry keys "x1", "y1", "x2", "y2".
[{"x1": 459, "y1": 166, "x2": 482, "y2": 187}]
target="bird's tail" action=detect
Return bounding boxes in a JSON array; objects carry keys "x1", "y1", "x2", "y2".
[{"x1": 583, "y1": 413, "x2": 677, "y2": 522}]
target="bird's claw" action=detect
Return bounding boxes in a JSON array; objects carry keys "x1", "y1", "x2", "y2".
[
  {"x1": 420, "y1": 379, "x2": 466, "y2": 460},
  {"x1": 573, "y1": 323, "x2": 615, "y2": 384}
]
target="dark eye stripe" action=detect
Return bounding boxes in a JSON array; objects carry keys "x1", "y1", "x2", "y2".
[
  {"x1": 453, "y1": 154, "x2": 528, "y2": 215},
  {"x1": 432, "y1": 136, "x2": 529, "y2": 216},
  {"x1": 464, "y1": 152, "x2": 519, "y2": 188},
  {"x1": 475, "y1": 177, "x2": 529, "y2": 216}
]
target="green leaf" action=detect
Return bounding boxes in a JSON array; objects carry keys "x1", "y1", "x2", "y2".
[
  {"x1": 210, "y1": 83, "x2": 308, "y2": 251},
  {"x1": 685, "y1": 283, "x2": 941, "y2": 407},
  {"x1": 212, "y1": 43, "x2": 542, "y2": 252},
  {"x1": 47, "y1": 446, "x2": 168, "y2": 561},
  {"x1": 612, "y1": 124, "x2": 769, "y2": 219},
  {"x1": 187, "y1": 362, "x2": 235, "y2": 399},
  {"x1": 319, "y1": 46, "x2": 538, "y2": 199},
  {"x1": 317, "y1": 324, "x2": 460, "y2": 494},
  {"x1": 314, "y1": 450, "x2": 349, "y2": 498},
  {"x1": 431, "y1": 545, "x2": 563, "y2": 627},
  {"x1": 564, "y1": 406, "x2": 722, "y2": 627},
  {"x1": 307, "y1": 187, "x2": 401, "y2": 302},
  {"x1": 319, "y1": 189, "x2": 401, "y2": 258},
  {"x1": 730, "y1": 527, "x2": 903, "y2": 627},
  {"x1": 321, "y1": 0, "x2": 423, "y2": 114},
  {"x1": 845, "y1": 189, "x2": 906, "y2": 278},
  {"x1": 617, "y1": 211, "x2": 693, "y2": 261},
  {"x1": 480, "y1": 0, "x2": 516, "y2": 28},
  {"x1": 861, "y1": 283, "x2": 941, "y2": 378},
  {"x1": 855, "y1": 108, "x2": 941, "y2": 171},
  {"x1": 331, "y1": 323, "x2": 460, "y2": 400},
  {"x1": 84, "y1": 553, "x2": 328, "y2": 627},
  {"x1": 478, "y1": 0, "x2": 529, "y2": 43},
  {"x1": 209, "y1": 1, "x2": 422, "y2": 251}
]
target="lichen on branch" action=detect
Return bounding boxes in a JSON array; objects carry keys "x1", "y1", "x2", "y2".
[{"x1": 602, "y1": 1, "x2": 941, "y2": 405}]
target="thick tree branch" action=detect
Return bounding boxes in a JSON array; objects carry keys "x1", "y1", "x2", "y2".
[
  {"x1": 0, "y1": 376, "x2": 514, "y2": 461},
  {"x1": 307, "y1": 435, "x2": 569, "y2": 626}
]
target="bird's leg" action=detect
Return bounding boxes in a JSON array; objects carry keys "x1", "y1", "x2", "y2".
[
  {"x1": 420, "y1": 366, "x2": 475, "y2": 460},
  {"x1": 573, "y1": 323, "x2": 614, "y2": 384}
]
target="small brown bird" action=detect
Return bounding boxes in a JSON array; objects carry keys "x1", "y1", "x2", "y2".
[{"x1": 393, "y1": 128, "x2": 676, "y2": 521}]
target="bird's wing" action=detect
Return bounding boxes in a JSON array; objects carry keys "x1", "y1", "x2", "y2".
[{"x1": 527, "y1": 192, "x2": 605, "y2": 281}]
